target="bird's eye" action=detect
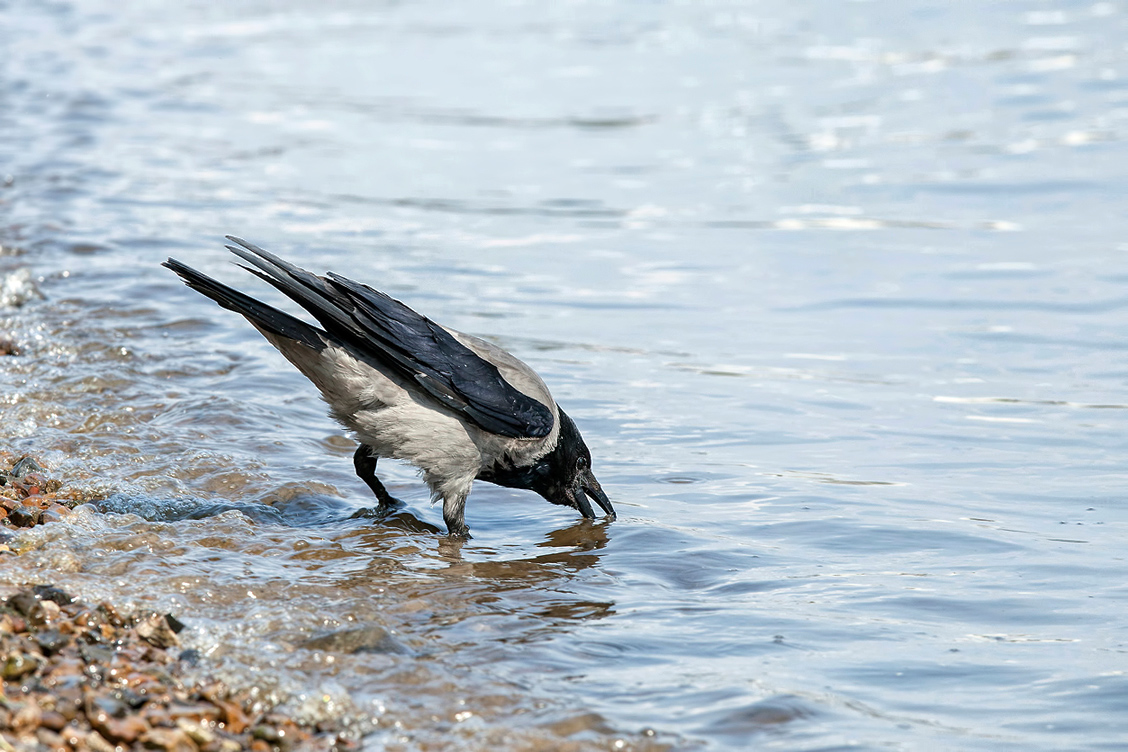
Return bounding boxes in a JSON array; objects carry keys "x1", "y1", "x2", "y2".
[{"x1": 577, "y1": 456, "x2": 589, "y2": 470}]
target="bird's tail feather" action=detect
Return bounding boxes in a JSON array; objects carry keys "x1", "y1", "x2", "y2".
[
  {"x1": 222, "y1": 236, "x2": 368, "y2": 344},
  {"x1": 163, "y1": 257, "x2": 326, "y2": 351}
]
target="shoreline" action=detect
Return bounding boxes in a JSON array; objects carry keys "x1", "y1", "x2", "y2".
[{"x1": 0, "y1": 456, "x2": 360, "y2": 752}]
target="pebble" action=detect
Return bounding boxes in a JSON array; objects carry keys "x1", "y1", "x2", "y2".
[
  {"x1": 10, "y1": 456, "x2": 44, "y2": 479},
  {"x1": 3, "y1": 652, "x2": 41, "y2": 679},
  {"x1": 7, "y1": 505, "x2": 40, "y2": 528},
  {"x1": 135, "y1": 612, "x2": 181, "y2": 649}
]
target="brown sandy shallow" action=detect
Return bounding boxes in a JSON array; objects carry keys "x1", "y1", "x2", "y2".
[
  {"x1": 0, "y1": 454, "x2": 680, "y2": 752},
  {"x1": 0, "y1": 455, "x2": 358, "y2": 752}
]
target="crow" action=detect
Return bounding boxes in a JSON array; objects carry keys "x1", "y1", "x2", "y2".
[{"x1": 163, "y1": 237, "x2": 615, "y2": 537}]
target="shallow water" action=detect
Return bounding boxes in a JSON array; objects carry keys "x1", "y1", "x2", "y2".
[{"x1": 4, "y1": 0, "x2": 1128, "y2": 748}]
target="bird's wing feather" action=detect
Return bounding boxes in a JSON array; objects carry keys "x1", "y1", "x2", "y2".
[
  {"x1": 162, "y1": 258, "x2": 327, "y2": 352},
  {"x1": 223, "y1": 236, "x2": 554, "y2": 439}
]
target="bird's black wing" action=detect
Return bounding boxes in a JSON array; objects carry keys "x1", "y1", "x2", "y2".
[
  {"x1": 222, "y1": 236, "x2": 554, "y2": 439},
  {"x1": 162, "y1": 258, "x2": 327, "y2": 352}
]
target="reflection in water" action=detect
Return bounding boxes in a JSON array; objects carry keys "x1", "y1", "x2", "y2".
[
  {"x1": 5, "y1": 500, "x2": 637, "y2": 746},
  {"x1": 343, "y1": 515, "x2": 615, "y2": 594}
]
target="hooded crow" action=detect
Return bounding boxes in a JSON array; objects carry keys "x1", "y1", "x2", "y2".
[{"x1": 163, "y1": 237, "x2": 615, "y2": 537}]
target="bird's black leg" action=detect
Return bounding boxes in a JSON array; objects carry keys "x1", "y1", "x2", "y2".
[
  {"x1": 442, "y1": 494, "x2": 471, "y2": 538},
  {"x1": 351, "y1": 444, "x2": 399, "y2": 513}
]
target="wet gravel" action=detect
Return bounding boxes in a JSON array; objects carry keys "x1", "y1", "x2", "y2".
[
  {"x1": 0, "y1": 456, "x2": 76, "y2": 535},
  {"x1": 0, "y1": 582, "x2": 360, "y2": 752},
  {"x1": 0, "y1": 457, "x2": 360, "y2": 752}
]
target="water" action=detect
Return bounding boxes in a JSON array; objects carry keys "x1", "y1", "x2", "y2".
[{"x1": 3, "y1": 0, "x2": 1128, "y2": 748}]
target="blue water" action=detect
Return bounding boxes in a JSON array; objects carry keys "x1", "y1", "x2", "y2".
[{"x1": 4, "y1": 0, "x2": 1128, "y2": 749}]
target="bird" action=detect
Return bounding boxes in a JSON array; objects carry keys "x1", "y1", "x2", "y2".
[{"x1": 163, "y1": 237, "x2": 615, "y2": 537}]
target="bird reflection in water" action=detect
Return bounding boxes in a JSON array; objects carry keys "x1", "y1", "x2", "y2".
[{"x1": 336, "y1": 512, "x2": 617, "y2": 635}]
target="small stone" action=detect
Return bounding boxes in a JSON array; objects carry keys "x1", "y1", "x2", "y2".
[
  {"x1": 3, "y1": 652, "x2": 42, "y2": 679},
  {"x1": 7, "y1": 505, "x2": 40, "y2": 527},
  {"x1": 35, "y1": 629, "x2": 70, "y2": 655},
  {"x1": 165, "y1": 613, "x2": 186, "y2": 634},
  {"x1": 139, "y1": 727, "x2": 199, "y2": 752},
  {"x1": 252, "y1": 725, "x2": 283, "y2": 743},
  {"x1": 165, "y1": 702, "x2": 221, "y2": 724},
  {"x1": 207, "y1": 696, "x2": 249, "y2": 734},
  {"x1": 10, "y1": 456, "x2": 44, "y2": 479},
  {"x1": 96, "y1": 602, "x2": 124, "y2": 627},
  {"x1": 32, "y1": 584, "x2": 74, "y2": 605},
  {"x1": 122, "y1": 670, "x2": 162, "y2": 691},
  {"x1": 176, "y1": 718, "x2": 216, "y2": 745},
  {"x1": 58, "y1": 724, "x2": 85, "y2": 746},
  {"x1": 36, "y1": 727, "x2": 64, "y2": 748},
  {"x1": 54, "y1": 687, "x2": 83, "y2": 719},
  {"x1": 79, "y1": 642, "x2": 114, "y2": 667},
  {"x1": 85, "y1": 690, "x2": 128, "y2": 722},
  {"x1": 45, "y1": 657, "x2": 86, "y2": 690},
  {"x1": 21, "y1": 471, "x2": 47, "y2": 487},
  {"x1": 29, "y1": 598, "x2": 62, "y2": 627},
  {"x1": 135, "y1": 613, "x2": 180, "y2": 649},
  {"x1": 9, "y1": 597, "x2": 59, "y2": 629},
  {"x1": 38, "y1": 506, "x2": 68, "y2": 524},
  {"x1": 84, "y1": 730, "x2": 119, "y2": 752},
  {"x1": 9, "y1": 589, "x2": 38, "y2": 615},
  {"x1": 97, "y1": 714, "x2": 150, "y2": 744},
  {"x1": 39, "y1": 709, "x2": 68, "y2": 731},
  {"x1": 11, "y1": 700, "x2": 41, "y2": 733}
]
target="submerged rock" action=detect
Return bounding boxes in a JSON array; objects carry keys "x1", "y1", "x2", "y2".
[
  {"x1": 10, "y1": 456, "x2": 44, "y2": 479},
  {"x1": 299, "y1": 624, "x2": 413, "y2": 656}
]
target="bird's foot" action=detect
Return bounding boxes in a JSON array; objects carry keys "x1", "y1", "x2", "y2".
[{"x1": 350, "y1": 498, "x2": 403, "y2": 520}]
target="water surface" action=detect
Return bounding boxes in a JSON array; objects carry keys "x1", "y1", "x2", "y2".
[{"x1": 4, "y1": 0, "x2": 1128, "y2": 749}]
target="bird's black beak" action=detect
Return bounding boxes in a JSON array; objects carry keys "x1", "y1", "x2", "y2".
[{"x1": 572, "y1": 469, "x2": 615, "y2": 521}]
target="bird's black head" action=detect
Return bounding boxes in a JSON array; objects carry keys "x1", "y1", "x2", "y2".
[{"x1": 476, "y1": 409, "x2": 615, "y2": 521}]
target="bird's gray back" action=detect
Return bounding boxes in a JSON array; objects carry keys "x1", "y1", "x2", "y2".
[{"x1": 446, "y1": 329, "x2": 556, "y2": 414}]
